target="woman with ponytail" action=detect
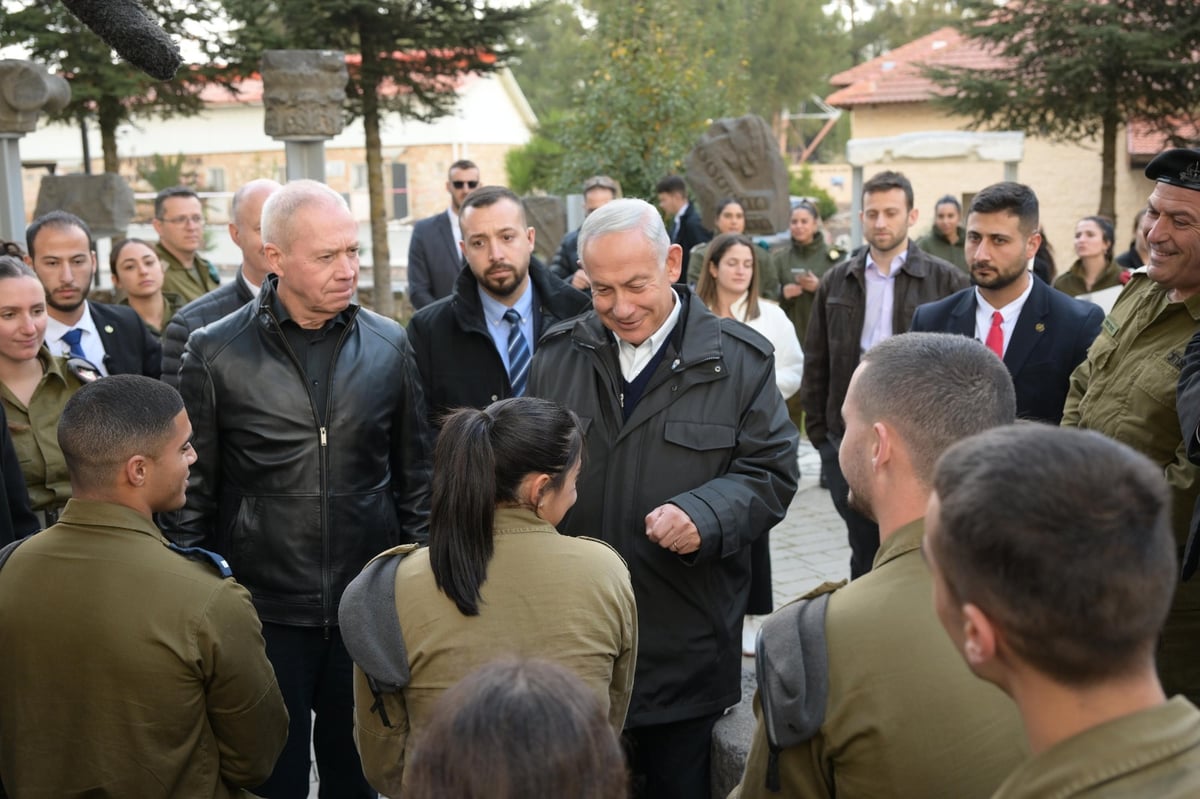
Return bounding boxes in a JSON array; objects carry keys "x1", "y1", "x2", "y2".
[{"x1": 349, "y1": 397, "x2": 638, "y2": 798}]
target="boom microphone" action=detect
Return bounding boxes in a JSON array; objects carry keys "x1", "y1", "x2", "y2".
[{"x1": 60, "y1": 0, "x2": 183, "y2": 81}]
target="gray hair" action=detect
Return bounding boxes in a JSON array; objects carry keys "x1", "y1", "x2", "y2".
[
  {"x1": 578, "y1": 198, "x2": 669, "y2": 272},
  {"x1": 261, "y1": 180, "x2": 348, "y2": 252}
]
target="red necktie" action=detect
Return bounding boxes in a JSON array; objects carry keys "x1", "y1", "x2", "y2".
[{"x1": 986, "y1": 311, "x2": 1004, "y2": 358}]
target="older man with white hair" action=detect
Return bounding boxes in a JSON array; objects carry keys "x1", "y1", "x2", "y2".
[
  {"x1": 529, "y1": 198, "x2": 799, "y2": 799},
  {"x1": 164, "y1": 179, "x2": 432, "y2": 798}
]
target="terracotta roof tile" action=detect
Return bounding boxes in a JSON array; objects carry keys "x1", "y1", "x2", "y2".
[{"x1": 826, "y1": 27, "x2": 1008, "y2": 107}]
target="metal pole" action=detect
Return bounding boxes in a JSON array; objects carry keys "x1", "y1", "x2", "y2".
[
  {"x1": 285, "y1": 141, "x2": 327, "y2": 183},
  {"x1": 850, "y1": 165, "x2": 864, "y2": 249}
]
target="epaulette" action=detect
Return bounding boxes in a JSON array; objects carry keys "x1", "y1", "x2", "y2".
[
  {"x1": 722, "y1": 318, "x2": 774, "y2": 357},
  {"x1": 166, "y1": 542, "x2": 233, "y2": 578},
  {"x1": 755, "y1": 582, "x2": 843, "y2": 792},
  {"x1": 827, "y1": 247, "x2": 844, "y2": 262}
]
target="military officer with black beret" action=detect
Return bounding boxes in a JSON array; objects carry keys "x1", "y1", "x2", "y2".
[{"x1": 1064, "y1": 147, "x2": 1200, "y2": 704}]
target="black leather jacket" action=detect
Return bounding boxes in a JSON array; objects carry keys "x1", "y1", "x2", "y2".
[
  {"x1": 164, "y1": 277, "x2": 432, "y2": 626},
  {"x1": 160, "y1": 268, "x2": 256, "y2": 389}
]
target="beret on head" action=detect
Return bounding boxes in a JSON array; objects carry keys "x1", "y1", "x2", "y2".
[{"x1": 1145, "y1": 148, "x2": 1200, "y2": 193}]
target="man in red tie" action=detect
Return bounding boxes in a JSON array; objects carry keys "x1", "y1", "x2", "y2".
[{"x1": 912, "y1": 182, "x2": 1103, "y2": 425}]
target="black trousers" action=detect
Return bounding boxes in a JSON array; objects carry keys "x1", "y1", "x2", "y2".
[
  {"x1": 626, "y1": 711, "x2": 723, "y2": 799},
  {"x1": 255, "y1": 623, "x2": 375, "y2": 799},
  {"x1": 819, "y1": 441, "x2": 880, "y2": 579}
]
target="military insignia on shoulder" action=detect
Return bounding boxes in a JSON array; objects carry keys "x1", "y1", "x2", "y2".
[
  {"x1": 66, "y1": 357, "x2": 103, "y2": 383},
  {"x1": 828, "y1": 248, "x2": 843, "y2": 262},
  {"x1": 166, "y1": 542, "x2": 234, "y2": 578},
  {"x1": 799, "y1": 579, "x2": 846, "y2": 600}
]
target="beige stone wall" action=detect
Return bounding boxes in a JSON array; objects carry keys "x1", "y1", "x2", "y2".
[{"x1": 841, "y1": 103, "x2": 1155, "y2": 264}]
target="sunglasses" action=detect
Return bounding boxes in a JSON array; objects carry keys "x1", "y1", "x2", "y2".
[{"x1": 451, "y1": 180, "x2": 480, "y2": 190}]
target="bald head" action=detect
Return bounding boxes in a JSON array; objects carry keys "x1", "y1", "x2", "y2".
[
  {"x1": 261, "y1": 180, "x2": 348, "y2": 254},
  {"x1": 229, "y1": 179, "x2": 282, "y2": 286}
]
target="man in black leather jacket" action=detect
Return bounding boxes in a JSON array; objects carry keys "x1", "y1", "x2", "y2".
[{"x1": 164, "y1": 180, "x2": 432, "y2": 799}]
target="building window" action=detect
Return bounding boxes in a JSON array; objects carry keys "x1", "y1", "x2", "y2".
[
  {"x1": 391, "y1": 162, "x2": 408, "y2": 219},
  {"x1": 206, "y1": 167, "x2": 226, "y2": 191},
  {"x1": 352, "y1": 164, "x2": 368, "y2": 190}
]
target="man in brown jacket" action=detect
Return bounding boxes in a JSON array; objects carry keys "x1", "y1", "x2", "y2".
[
  {"x1": 0, "y1": 376, "x2": 288, "y2": 798},
  {"x1": 800, "y1": 170, "x2": 967, "y2": 578}
]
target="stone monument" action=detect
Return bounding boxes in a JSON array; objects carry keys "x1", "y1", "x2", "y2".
[
  {"x1": 35, "y1": 173, "x2": 135, "y2": 240},
  {"x1": 522, "y1": 195, "x2": 566, "y2": 266},
  {"x1": 0, "y1": 60, "x2": 70, "y2": 242},
  {"x1": 685, "y1": 114, "x2": 790, "y2": 236},
  {"x1": 261, "y1": 50, "x2": 348, "y2": 182}
]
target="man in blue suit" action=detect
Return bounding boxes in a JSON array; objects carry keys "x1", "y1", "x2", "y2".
[
  {"x1": 407, "y1": 159, "x2": 479, "y2": 309},
  {"x1": 911, "y1": 182, "x2": 1103, "y2": 423}
]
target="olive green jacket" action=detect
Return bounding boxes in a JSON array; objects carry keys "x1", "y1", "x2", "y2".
[
  {"x1": 353, "y1": 506, "x2": 637, "y2": 798},
  {"x1": 156, "y1": 242, "x2": 220, "y2": 304},
  {"x1": 1062, "y1": 274, "x2": 1200, "y2": 700},
  {"x1": 0, "y1": 499, "x2": 288, "y2": 797},
  {"x1": 732, "y1": 519, "x2": 1026, "y2": 799},
  {"x1": 763, "y1": 231, "x2": 843, "y2": 345},
  {"x1": 0, "y1": 347, "x2": 82, "y2": 511},
  {"x1": 991, "y1": 697, "x2": 1200, "y2": 798},
  {"x1": 1053, "y1": 259, "x2": 1125, "y2": 297},
  {"x1": 916, "y1": 226, "x2": 968, "y2": 271}
]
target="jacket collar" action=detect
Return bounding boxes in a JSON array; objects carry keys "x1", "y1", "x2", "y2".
[
  {"x1": 571, "y1": 287, "x2": 723, "y2": 369},
  {"x1": 57, "y1": 498, "x2": 165, "y2": 541},
  {"x1": 871, "y1": 517, "x2": 924, "y2": 572},
  {"x1": 256, "y1": 273, "x2": 359, "y2": 328},
  {"x1": 450, "y1": 259, "x2": 583, "y2": 337},
  {"x1": 849, "y1": 241, "x2": 928, "y2": 281}
]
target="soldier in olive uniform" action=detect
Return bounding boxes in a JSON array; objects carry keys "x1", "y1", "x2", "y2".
[
  {"x1": 927, "y1": 425, "x2": 1200, "y2": 798},
  {"x1": 0, "y1": 375, "x2": 288, "y2": 798},
  {"x1": 1063, "y1": 147, "x2": 1200, "y2": 704},
  {"x1": 732, "y1": 333, "x2": 1026, "y2": 799}
]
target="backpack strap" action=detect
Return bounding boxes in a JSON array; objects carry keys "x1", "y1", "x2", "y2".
[
  {"x1": 338, "y1": 544, "x2": 421, "y2": 728},
  {"x1": 755, "y1": 581, "x2": 840, "y2": 792},
  {"x1": 0, "y1": 536, "x2": 29, "y2": 573}
]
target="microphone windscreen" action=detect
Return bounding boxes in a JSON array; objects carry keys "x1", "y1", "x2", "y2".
[{"x1": 60, "y1": 0, "x2": 183, "y2": 81}]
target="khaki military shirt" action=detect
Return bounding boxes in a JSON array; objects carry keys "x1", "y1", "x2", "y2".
[
  {"x1": 732, "y1": 519, "x2": 1026, "y2": 799},
  {"x1": 991, "y1": 696, "x2": 1200, "y2": 798},
  {"x1": 1053, "y1": 259, "x2": 1125, "y2": 298},
  {"x1": 765, "y1": 233, "x2": 842, "y2": 346},
  {"x1": 156, "y1": 242, "x2": 220, "y2": 304},
  {"x1": 0, "y1": 348, "x2": 82, "y2": 511},
  {"x1": 0, "y1": 499, "x2": 288, "y2": 797},
  {"x1": 1062, "y1": 274, "x2": 1200, "y2": 699}
]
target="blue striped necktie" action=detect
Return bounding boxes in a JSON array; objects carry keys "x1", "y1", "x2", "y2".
[
  {"x1": 61, "y1": 328, "x2": 86, "y2": 359},
  {"x1": 503, "y1": 308, "x2": 530, "y2": 397}
]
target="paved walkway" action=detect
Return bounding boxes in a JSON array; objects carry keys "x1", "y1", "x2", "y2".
[{"x1": 769, "y1": 438, "x2": 851, "y2": 608}]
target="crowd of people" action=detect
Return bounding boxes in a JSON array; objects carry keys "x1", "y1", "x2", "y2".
[{"x1": 0, "y1": 145, "x2": 1197, "y2": 799}]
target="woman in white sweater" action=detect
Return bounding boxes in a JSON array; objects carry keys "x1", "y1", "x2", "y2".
[
  {"x1": 695, "y1": 232, "x2": 803, "y2": 653},
  {"x1": 695, "y1": 233, "x2": 804, "y2": 399}
]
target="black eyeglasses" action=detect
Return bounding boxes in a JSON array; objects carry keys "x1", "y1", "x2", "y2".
[{"x1": 451, "y1": 180, "x2": 480, "y2": 190}]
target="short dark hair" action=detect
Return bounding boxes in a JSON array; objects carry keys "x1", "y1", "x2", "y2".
[
  {"x1": 154, "y1": 186, "x2": 200, "y2": 219},
  {"x1": 406, "y1": 658, "x2": 627, "y2": 799},
  {"x1": 655, "y1": 175, "x2": 687, "y2": 196},
  {"x1": 863, "y1": 170, "x2": 914, "y2": 210},
  {"x1": 429, "y1": 398, "x2": 583, "y2": 616},
  {"x1": 969, "y1": 182, "x2": 1040, "y2": 236},
  {"x1": 58, "y1": 375, "x2": 184, "y2": 493},
  {"x1": 854, "y1": 332, "x2": 1016, "y2": 484},
  {"x1": 934, "y1": 194, "x2": 962, "y2": 213},
  {"x1": 1080, "y1": 215, "x2": 1116, "y2": 261},
  {"x1": 449, "y1": 159, "x2": 479, "y2": 177},
  {"x1": 458, "y1": 185, "x2": 526, "y2": 227},
  {"x1": 790, "y1": 200, "x2": 820, "y2": 222},
  {"x1": 25, "y1": 210, "x2": 95, "y2": 259},
  {"x1": 0, "y1": 254, "x2": 36, "y2": 280},
  {"x1": 713, "y1": 197, "x2": 743, "y2": 217},
  {"x1": 696, "y1": 233, "x2": 761, "y2": 321},
  {"x1": 108, "y1": 237, "x2": 157, "y2": 277},
  {"x1": 931, "y1": 425, "x2": 1176, "y2": 685}
]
